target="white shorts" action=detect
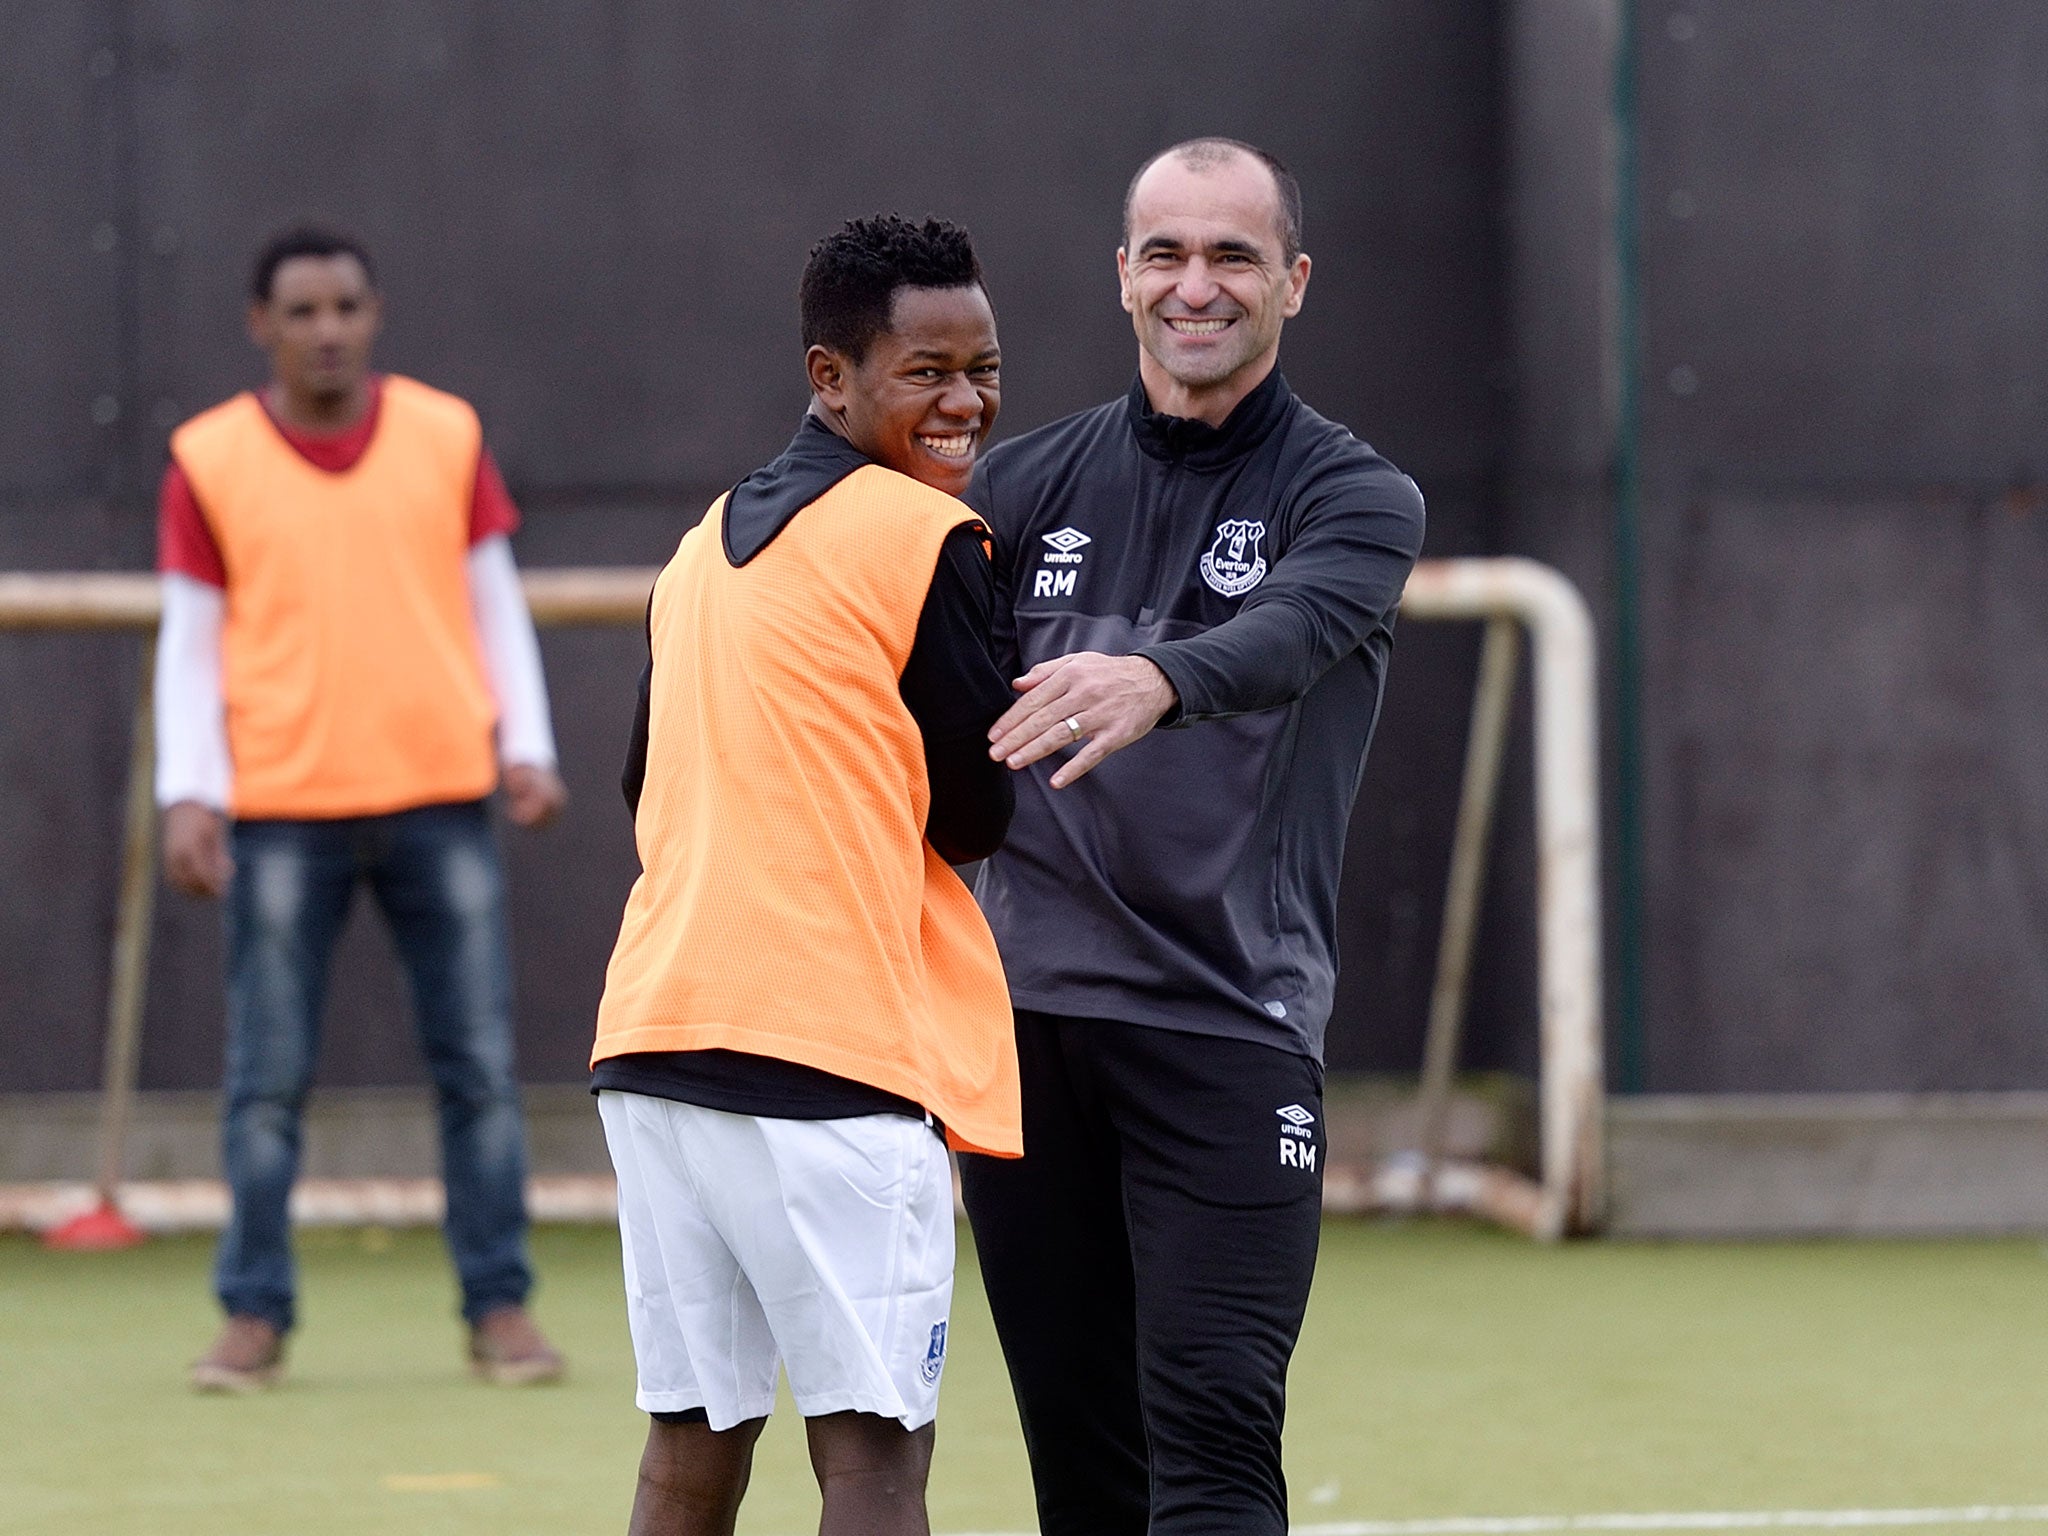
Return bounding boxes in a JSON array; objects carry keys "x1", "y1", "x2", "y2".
[{"x1": 597, "y1": 1089, "x2": 956, "y2": 1432}]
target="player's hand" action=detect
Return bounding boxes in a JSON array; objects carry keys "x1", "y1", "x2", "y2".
[
  {"x1": 989, "y1": 652, "x2": 1178, "y2": 789},
  {"x1": 162, "y1": 801, "x2": 233, "y2": 899},
  {"x1": 502, "y1": 762, "x2": 568, "y2": 830}
]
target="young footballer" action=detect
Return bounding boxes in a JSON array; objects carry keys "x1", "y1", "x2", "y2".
[{"x1": 590, "y1": 215, "x2": 1020, "y2": 1536}]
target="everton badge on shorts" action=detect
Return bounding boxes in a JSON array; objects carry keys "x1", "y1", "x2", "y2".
[
  {"x1": 1200, "y1": 518, "x2": 1268, "y2": 597},
  {"x1": 919, "y1": 1321, "x2": 948, "y2": 1385}
]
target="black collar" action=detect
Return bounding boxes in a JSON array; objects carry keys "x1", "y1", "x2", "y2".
[
  {"x1": 722, "y1": 414, "x2": 872, "y2": 566},
  {"x1": 1126, "y1": 366, "x2": 1292, "y2": 469}
]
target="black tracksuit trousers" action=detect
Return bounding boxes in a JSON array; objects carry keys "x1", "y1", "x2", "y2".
[{"x1": 959, "y1": 1011, "x2": 1325, "y2": 1536}]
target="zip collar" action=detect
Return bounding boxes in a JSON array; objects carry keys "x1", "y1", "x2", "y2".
[{"x1": 1126, "y1": 366, "x2": 1292, "y2": 469}]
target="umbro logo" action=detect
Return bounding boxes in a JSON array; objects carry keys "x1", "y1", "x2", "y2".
[
  {"x1": 1277, "y1": 1103, "x2": 1318, "y2": 1170},
  {"x1": 1035, "y1": 526, "x2": 1089, "y2": 599}
]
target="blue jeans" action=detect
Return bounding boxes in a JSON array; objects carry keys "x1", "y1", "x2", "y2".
[{"x1": 215, "y1": 799, "x2": 533, "y2": 1332}]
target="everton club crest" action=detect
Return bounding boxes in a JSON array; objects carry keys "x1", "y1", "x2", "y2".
[{"x1": 1200, "y1": 518, "x2": 1268, "y2": 597}]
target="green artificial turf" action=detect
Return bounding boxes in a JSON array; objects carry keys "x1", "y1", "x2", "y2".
[{"x1": 2, "y1": 1222, "x2": 2045, "y2": 1534}]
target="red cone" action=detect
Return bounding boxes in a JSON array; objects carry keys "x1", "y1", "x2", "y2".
[{"x1": 43, "y1": 1198, "x2": 147, "y2": 1250}]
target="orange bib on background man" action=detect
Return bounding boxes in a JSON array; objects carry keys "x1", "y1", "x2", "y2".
[
  {"x1": 593, "y1": 465, "x2": 1020, "y2": 1158},
  {"x1": 171, "y1": 375, "x2": 498, "y2": 820}
]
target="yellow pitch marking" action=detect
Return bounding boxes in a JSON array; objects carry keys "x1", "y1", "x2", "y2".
[{"x1": 380, "y1": 1472, "x2": 502, "y2": 1492}]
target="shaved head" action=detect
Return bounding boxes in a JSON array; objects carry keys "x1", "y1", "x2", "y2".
[{"x1": 1122, "y1": 137, "x2": 1303, "y2": 261}]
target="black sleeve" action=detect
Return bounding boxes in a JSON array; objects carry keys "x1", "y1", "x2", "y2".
[
  {"x1": 963, "y1": 457, "x2": 1022, "y2": 681},
  {"x1": 900, "y1": 522, "x2": 1017, "y2": 865},
  {"x1": 621, "y1": 595, "x2": 652, "y2": 819},
  {"x1": 1135, "y1": 461, "x2": 1426, "y2": 724}
]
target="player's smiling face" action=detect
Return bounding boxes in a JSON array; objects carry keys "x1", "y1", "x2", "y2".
[
  {"x1": 813, "y1": 284, "x2": 1001, "y2": 497},
  {"x1": 1119, "y1": 152, "x2": 1310, "y2": 416}
]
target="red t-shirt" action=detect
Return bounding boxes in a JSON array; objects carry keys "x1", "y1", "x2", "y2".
[{"x1": 157, "y1": 375, "x2": 520, "y2": 586}]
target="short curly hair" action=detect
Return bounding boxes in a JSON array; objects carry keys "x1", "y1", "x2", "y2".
[
  {"x1": 250, "y1": 224, "x2": 376, "y2": 302},
  {"x1": 799, "y1": 214, "x2": 985, "y2": 363}
]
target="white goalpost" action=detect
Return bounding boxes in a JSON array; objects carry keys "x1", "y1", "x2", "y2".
[
  {"x1": 0, "y1": 557, "x2": 1602, "y2": 1241},
  {"x1": 1356, "y1": 558, "x2": 1605, "y2": 1239}
]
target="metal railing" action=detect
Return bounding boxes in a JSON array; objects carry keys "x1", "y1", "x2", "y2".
[{"x1": 0, "y1": 558, "x2": 1602, "y2": 1238}]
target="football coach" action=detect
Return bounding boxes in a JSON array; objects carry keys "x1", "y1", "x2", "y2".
[{"x1": 957, "y1": 137, "x2": 1427, "y2": 1535}]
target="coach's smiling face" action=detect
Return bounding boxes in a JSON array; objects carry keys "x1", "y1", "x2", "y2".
[
  {"x1": 1119, "y1": 151, "x2": 1310, "y2": 425},
  {"x1": 808, "y1": 284, "x2": 1001, "y2": 497}
]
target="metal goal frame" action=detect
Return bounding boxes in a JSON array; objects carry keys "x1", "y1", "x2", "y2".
[{"x1": 0, "y1": 557, "x2": 1602, "y2": 1240}]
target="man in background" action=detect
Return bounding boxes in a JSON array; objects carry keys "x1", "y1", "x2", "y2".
[
  {"x1": 959, "y1": 139, "x2": 1428, "y2": 1533},
  {"x1": 156, "y1": 225, "x2": 567, "y2": 1392}
]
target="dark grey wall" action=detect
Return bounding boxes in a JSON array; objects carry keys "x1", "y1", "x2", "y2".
[
  {"x1": 1480, "y1": 0, "x2": 1623, "y2": 1084},
  {"x1": 1632, "y1": 1, "x2": 2048, "y2": 1091},
  {"x1": 1495, "y1": 0, "x2": 2048, "y2": 1093},
  {"x1": 0, "y1": 1, "x2": 1506, "y2": 1092}
]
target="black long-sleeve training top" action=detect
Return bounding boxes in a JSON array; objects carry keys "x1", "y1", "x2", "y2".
[
  {"x1": 966, "y1": 370, "x2": 1426, "y2": 1062},
  {"x1": 599, "y1": 415, "x2": 1016, "y2": 1121}
]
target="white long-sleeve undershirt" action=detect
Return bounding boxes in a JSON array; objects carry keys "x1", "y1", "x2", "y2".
[
  {"x1": 153, "y1": 535, "x2": 558, "y2": 810},
  {"x1": 154, "y1": 573, "x2": 232, "y2": 810},
  {"x1": 465, "y1": 534, "x2": 558, "y2": 771}
]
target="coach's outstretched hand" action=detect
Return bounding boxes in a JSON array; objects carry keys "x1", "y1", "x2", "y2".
[
  {"x1": 163, "y1": 801, "x2": 233, "y2": 899},
  {"x1": 502, "y1": 762, "x2": 569, "y2": 829},
  {"x1": 990, "y1": 652, "x2": 1177, "y2": 789}
]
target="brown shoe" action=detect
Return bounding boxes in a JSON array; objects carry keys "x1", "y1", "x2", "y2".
[
  {"x1": 190, "y1": 1315, "x2": 285, "y2": 1393},
  {"x1": 468, "y1": 1304, "x2": 564, "y2": 1386}
]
